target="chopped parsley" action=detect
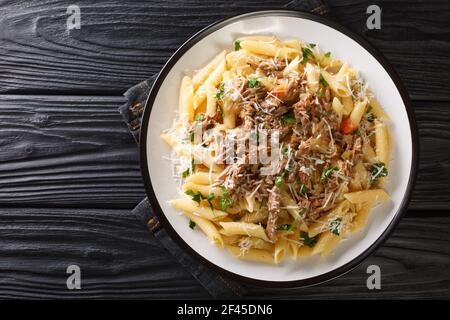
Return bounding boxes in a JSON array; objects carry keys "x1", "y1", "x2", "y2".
[
  {"x1": 320, "y1": 166, "x2": 339, "y2": 182},
  {"x1": 275, "y1": 176, "x2": 284, "y2": 188},
  {"x1": 319, "y1": 73, "x2": 329, "y2": 87},
  {"x1": 324, "y1": 51, "x2": 331, "y2": 58},
  {"x1": 189, "y1": 131, "x2": 195, "y2": 142},
  {"x1": 188, "y1": 219, "x2": 196, "y2": 229},
  {"x1": 234, "y1": 39, "x2": 241, "y2": 51},
  {"x1": 367, "y1": 112, "x2": 375, "y2": 122},
  {"x1": 281, "y1": 113, "x2": 296, "y2": 125},
  {"x1": 299, "y1": 207, "x2": 308, "y2": 217},
  {"x1": 247, "y1": 77, "x2": 261, "y2": 88},
  {"x1": 369, "y1": 162, "x2": 388, "y2": 183},
  {"x1": 300, "y1": 184, "x2": 308, "y2": 194},
  {"x1": 278, "y1": 224, "x2": 294, "y2": 231},
  {"x1": 181, "y1": 168, "x2": 190, "y2": 179},
  {"x1": 329, "y1": 218, "x2": 342, "y2": 235},
  {"x1": 182, "y1": 159, "x2": 196, "y2": 178},
  {"x1": 309, "y1": 43, "x2": 316, "y2": 48},
  {"x1": 218, "y1": 186, "x2": 233, "y2": 211},
  {"x1": 194, "y1": 113, "x2": 205, "y2": 121},
  {"x1": 283, "y1": 146, "x2": 291, "y2": 156},
  {"x1": 353, "y1": 129, "x2": 361, "y2": 137},
  {"x1": 317, "y1": 89, "x2": 325, "y2": 97},
  {"x1": 300, "y1": 231, "x2": 317, "y2": 247},
  {"x1": 185, "y1": 189, "x2": 203, "y2": 204},
  {"x1": 207, "y1": 193, "x2": 215, "y2": 211},
  {"x1": 215, "y1": 82, "x2": 226, "y2": 100},
  {"x1": 301, "y1": 47, "x2": 314, "y2": 63},
  {"x1": 186, "y1": 189, "x2": 215, "y2": 211}
]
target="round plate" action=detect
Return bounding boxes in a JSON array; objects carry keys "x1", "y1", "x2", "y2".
[{"x1": 140, "y1": 10, "x2": 418, "y2": 287}]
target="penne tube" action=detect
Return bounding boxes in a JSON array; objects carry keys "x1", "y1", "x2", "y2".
[
  {"x1": 179, "y1": 76, "x2": 194, "y2": 122},
  {"x1": 321, "y1": 69, "x2": 351, "y2": 97},
  {"x1": 161, "y1": 132, "x2": 223, "y2": 172},
  {"x1": 305, "y1": 63, "x2": 320, "y2": 93},
  {"x1": 240, "y1": 40, "x2": 298, "y2": 59},
  {"x1": 238, "y1": 237, "x2": 274, "y2": 251},
  {"x1": 344, "y1": 189, "x2": 390, "y2": 204},
  {"x1": 375, "y1": 121, "x2": 391, "y2": 165},
  {"x1": 349, "y1": 99, "x2": 368, "y2": 128},
  {"x1": 170, "y1": 198, "x2": 228, "y2": 221},
  {"x1": 274, "y1": 238, "x2": 287, "y2": 264},
  {"x1": 240, "y1": 209, "x2": 269, "y2": 224},
  {"x1": 312, "y1": 231, "x2": 342, "y2": 256},
  {"x1": 219, "y1": 222, "x2": 270, "y2": 242},
  {"x1": 226, "y1": 246, "x2": 276, "y2": 264},
  {"x1": 192, "y1": 50, "x2": 226, "y2": 90},
  {"x1": 341, "y1": 96, "x2": 354, "y2": 115},
  {"x1": 182, "y1": 211, "x2": 224, "y2": 248},
  {"x1": 193, "y1": 59, "x2": 226, "y2": 109},
  {"x1": 351, "y1": 200, "x2": 375, "y2": 233},
  {"x1": 206, "y1": 86, "x2": 217, "y2": 117},
  {"x1": 185, "y1": 172, "x2": 220, "y2": 185}
]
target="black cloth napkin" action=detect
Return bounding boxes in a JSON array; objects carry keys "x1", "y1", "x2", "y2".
[{"x1": 119, "y1": 0, "x2": 331, "y2": 299}]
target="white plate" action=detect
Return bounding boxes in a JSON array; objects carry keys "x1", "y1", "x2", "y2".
[{"x1": 140, "y1": 10, "x2": 418, "y2": 287}]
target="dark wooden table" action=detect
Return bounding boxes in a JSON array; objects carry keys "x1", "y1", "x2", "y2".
[{"x1": 0, "y1": 0, "x2": 449, "y2": 299}]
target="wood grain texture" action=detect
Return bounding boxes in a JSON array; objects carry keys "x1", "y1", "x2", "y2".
[
  {"x1": 0, "y1": 95, "x2": 145, "y2": 207},
  {"x1": 0, "y1": 0, "x2": 448, "y2": 100},
  {"x1": 0, "y1": 207, "x2": 448, "y2": 299},
  {"x1": 0, "y1": 0, "x2": 449, "y2": 300},
  {"x1": 0, "y1": 95, "x2": 448, "y2": 210}
]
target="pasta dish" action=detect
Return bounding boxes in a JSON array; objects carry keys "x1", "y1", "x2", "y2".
[{"x1": 161, "y1": 35, "x2": 391, "y2": 264}]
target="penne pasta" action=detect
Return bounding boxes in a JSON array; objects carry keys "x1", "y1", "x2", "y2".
[
  {"x1": 182, "y1": 211, "x2": 224, "y2": 248},
  {"x1": 163, "y1": 34, "x2": 393, "y2": 265},
  {"x1": 226, "y1": 245, "x2": 276, "y2": 264},
  {"x1": 219, "y1": 222, "x2": 270, "y2": 242},
  {"x1": 192, "y1": 50, "x2": 226, "y2": 90},
  {"x1": 170, "y1": 198, "x2": 228, "y2": 221},
  {"x1": 344, "y1": 189, "x2": 390, "y2": 204}
]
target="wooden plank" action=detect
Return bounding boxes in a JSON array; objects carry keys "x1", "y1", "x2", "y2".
[
  {"x1": 0, "y1": 95, "x2": 145, "y2": 207},
  {"x1": 0, "y1": 207, "x2": 448, "y2": 298},
  {"x1": 0, "y1": 0, "x2": 448, "y2": 100},
  {"x1": 0, "y1": 95, "x2": 448, "y2": 210},
  {"x1": 0, "y1": 207, "x2": 209, "y2": 299}
]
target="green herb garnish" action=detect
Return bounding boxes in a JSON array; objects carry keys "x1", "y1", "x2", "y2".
[
  {"x1": 278, "y1": 224, "x2": 294, "y2": 231},
  {"x1": 301, "y1": 47, "x2": 314, "y2": 63},
  {"x1": 207, "y1": 193, "x2": 215, "y2": 211},
  {"x1": 189, "y1": 219, "x2": 196, "y2": 229},
  {"x1": 317, "y1": 90, "x2": 325, "y2": 97},
  {"x1": 182, "y1": 168, "x2": 190, "y2": 179},
  {"x1": 299, "y1": 208, "x2": 308, "y2": 217},
  {"x1": 369, "y1": 162, "x2": 388, "y2": 183},
  {"x1": 367, "y1": 113, "x2": 375, "y2": 122},
  {"x1": 185, "y1": 189, "x2": 202, "y2": 204},
  {"x1": 300, "y1": 184, "x2": 308, "y2": 194},
  {"x1": 309, "y1": 43, "x2": 316, "y2": 48},
  {"x1": 329, "y1": 218, "x2": 342, "y2": 235},
  {"x1": 319, "y1": 73, "x2": 329, "y2": 87},
  {"x1": 218, "y1": 186, "x2": 233, "y2": 211},
  {"x1": 275, "y1": 176, "x2": 284, "y2": 188},
  {"x1": 247, "y1": 77, "x2": 261, "y2": 88},
  {"x1": 215, "y1": 82, "x2": 226, "y2": 100},
  {"x1": 281, "y1": 114, "x2": 296, "y2": 125},
  {"x1": 234, "y1": 39, "x2": 241, "y2": 51},
  {"x1": 354, "y1": 129, "x2": 361, "y2": 137},
  {"x1": 300, "y1": 231, "x2": 317, "y2": 247},
  {"x1": 195, "y1": 113, "x2": 205, "y2": 121},
  {"x1": 324, "y1": 51, "x2": 331, "y2": 58},
  {"x1": 320, "y1": 166, "x2": 339, "y2": 182}
]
